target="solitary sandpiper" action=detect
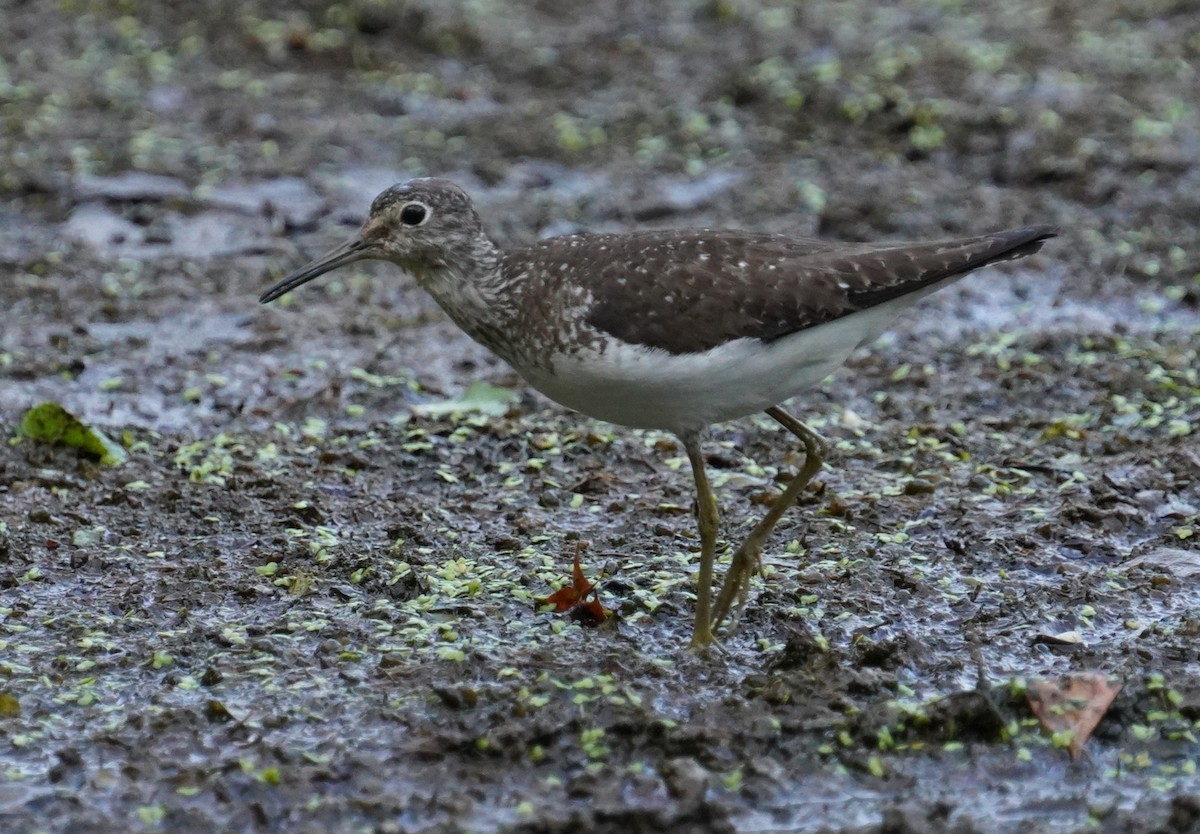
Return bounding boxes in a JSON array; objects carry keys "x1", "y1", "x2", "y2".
[{"x1": 260, "y1": 177, "x2": 1056, "y2": 649}]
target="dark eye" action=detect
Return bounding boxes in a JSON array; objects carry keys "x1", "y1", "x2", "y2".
[{"x1": 400, "y1": 203, "x2": 427, "y2": 226}]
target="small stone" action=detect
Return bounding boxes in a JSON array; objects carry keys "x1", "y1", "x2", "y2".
[
  {"x1": 662, "y1": 756, "x2": 710, "y2": 810},
  {"x1": 903, "y1": 478, "x2": 936, "y2": 495}
]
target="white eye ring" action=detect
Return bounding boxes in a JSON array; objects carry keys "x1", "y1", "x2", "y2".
[{"x1": 399, "y1": 201, "x2": 430, "y2": 226}]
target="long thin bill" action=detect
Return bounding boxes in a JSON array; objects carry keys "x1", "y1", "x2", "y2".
[{"x1": 259, "y1": 237, "x2": 368, "y2": 303}]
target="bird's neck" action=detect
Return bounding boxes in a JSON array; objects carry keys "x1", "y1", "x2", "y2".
[{"x1": 409, "y1": 234, "x2": 523, "y2": 360}]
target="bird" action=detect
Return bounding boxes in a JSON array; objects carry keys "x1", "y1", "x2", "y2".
[{"x1": 259, "y1": 177, "x2": 1056, "y2": 649}]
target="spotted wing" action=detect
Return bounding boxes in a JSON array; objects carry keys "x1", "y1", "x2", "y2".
[{"x1": 546, "y1": 225, "x2": 1057, "y2": 355}]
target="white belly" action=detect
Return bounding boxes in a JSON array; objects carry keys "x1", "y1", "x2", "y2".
[{"x1": 522, "y1": 289, "x2": 934, "y2": 434}]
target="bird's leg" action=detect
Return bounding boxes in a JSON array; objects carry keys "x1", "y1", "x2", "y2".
[
  {"x1": 681, "y1": 433, "x2": 721, "y2": 649},
  {"x1": 710, "y1": 406, "x2": 827, "y2": 632}
]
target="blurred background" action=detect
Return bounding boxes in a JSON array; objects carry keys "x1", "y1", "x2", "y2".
[{"x1": 4, "y1": 1, "x2": 1198, "y2": 256}]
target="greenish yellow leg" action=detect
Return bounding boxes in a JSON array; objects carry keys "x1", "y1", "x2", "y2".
[
  {"x1": 681, "y1": 433, "x2": 720, "y2": 649},
  {"x1": 710, "y1": 406, "x2": 827, "y2": 632}
]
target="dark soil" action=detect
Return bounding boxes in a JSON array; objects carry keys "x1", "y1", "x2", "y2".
[{"x1": 2, "y1": 2, "x2": 1198, "y2": 833}]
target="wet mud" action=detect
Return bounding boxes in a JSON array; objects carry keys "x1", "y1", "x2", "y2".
[{"x1": 2, "y1": 2, "x2": 1199, "y2": 832}]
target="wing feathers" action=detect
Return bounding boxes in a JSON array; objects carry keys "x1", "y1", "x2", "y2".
[{"x1": 508, "y1": 225, "x2": 1057, "y2": 355}]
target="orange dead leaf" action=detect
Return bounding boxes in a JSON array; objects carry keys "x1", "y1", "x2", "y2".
[
  {"x1": 570, "y1": 550, "x2": 590, "y2": 596},
  {"x1": 537, "y1": 549, "x2": 593, "y2": 612},
  {"x1": 537, "y1": 546, "x2": 608, "y2": 625},
  {"x1": 570, "y1": 597, "x2": 609, "y2": 627},
  {"x1": 539, "y1": 584, "x2": 585, "y2": 613},
  {"x1": 1026, "y1": 672, "x2": 1121, "y2": 760}
]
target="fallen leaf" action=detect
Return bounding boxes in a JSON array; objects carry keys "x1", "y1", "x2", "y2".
[
  {"x1": 0, "y1": 692, "x2": 20, "y2": 717},
  {"x1": 1032, "y1": 629, "x2": 1084, "y2": 646},
  {"x1": 410, "y1": 382, "x2": 518, "y2": 418},
  {"x1": 570, "y1": 597, "x2": 609, "y2": 627},
  {"x1": 537, "y1": 546, "x2": 608, "y2": 625},
  {"x1": 539, "y1": 583, "x2": 585, "y2": 613},
  {"x1": 1026, "y1": 672, "x2": 1120, "y2": 760},
  {"x1": 205, "y1": 699, "x2": 236, "y2": 722},
  {"x1": 538, "y1": 547, "x2": 594, "y2": 612},
  {"x1": 20, "y1": 402, "x2": 128, "y2": 465}
]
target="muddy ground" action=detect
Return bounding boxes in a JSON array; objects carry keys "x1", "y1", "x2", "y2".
[{"x1": 2, "y1": 1, "x2": 1199, "y2": 832}]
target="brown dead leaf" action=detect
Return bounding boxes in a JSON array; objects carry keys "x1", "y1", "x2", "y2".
[
  {"x1": 536, "y1": 544, "x2": 609, "y2": 625},
  {"x1": 1026, "y1": 672, "x2": 1121, "y2": 760},
  {"x1": 537, "y1": 547, "x2": 594, "y2": 612},
  {"x1": 569, "y1": 597, "x2": 609, "y2": 627}
]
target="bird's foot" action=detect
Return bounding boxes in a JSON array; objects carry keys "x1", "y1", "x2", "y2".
[
  {"x1": 710, "y1": 539, "x2": 762, "y2": 634},
  {"x1": 688, "y1": 620, "x2": 730, "y2": 656}
]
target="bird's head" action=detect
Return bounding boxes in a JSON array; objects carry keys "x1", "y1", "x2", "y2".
[{"x1": 259, "y1": 177, "x2": 490, "y2": 303}]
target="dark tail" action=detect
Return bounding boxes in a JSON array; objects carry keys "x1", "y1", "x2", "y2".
[{"x1": 843, "y1": 224, "x2": 1058, "y2": 309}]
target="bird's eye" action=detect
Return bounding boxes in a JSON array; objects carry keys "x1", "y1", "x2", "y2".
[{"x1": 399, "y1": 203, "x2": 428, "y2": 226}]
